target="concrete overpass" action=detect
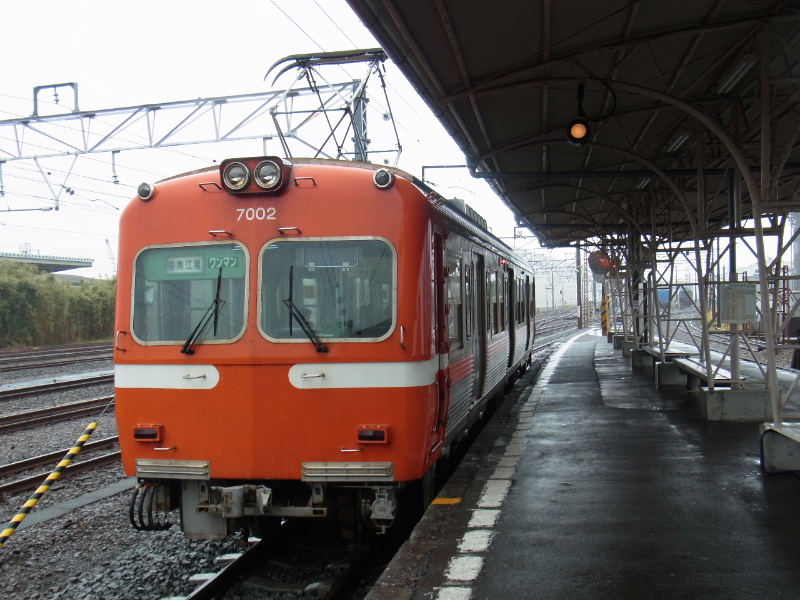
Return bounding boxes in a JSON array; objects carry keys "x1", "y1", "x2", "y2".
[{"x1": 0, "y1": 251, "x2": 93, "y2": 274}]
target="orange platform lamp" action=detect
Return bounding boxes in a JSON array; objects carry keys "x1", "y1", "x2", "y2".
[{"x1": 565, "y1": 81, "x2": 616, "y2": 146}]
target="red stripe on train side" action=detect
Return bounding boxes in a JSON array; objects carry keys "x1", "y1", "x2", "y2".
[
  {"x1": 487, "y1": 335, "x2": 509, "y2": 360},
  {"x1": 448, "y1": 354, "x2": 475, "y2": 384}
]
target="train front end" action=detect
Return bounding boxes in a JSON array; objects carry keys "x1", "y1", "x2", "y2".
[{"x1": 114, "y1": 157, "x2": 443, "y2": 539}]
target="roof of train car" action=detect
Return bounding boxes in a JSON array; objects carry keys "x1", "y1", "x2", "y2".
[
  {"x1": 147, "y1": 157, "x2": 534, "y2": 271},
  {"x1": 345, "y1": 0, "x2": 800, "y2": 249}
]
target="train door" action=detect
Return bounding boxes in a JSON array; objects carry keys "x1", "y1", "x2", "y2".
[
  {"x1": 433, "y1": 229, "x2": 449, "y2": 438},
  {"x1": 472, "y1": 252, "x2": 486, "y2": 398},
  {"x1": 526, "y1": 274, "x2": 533, "y2": 348},
  {"x1": 507, "y1": 267, "x2": 515, "y2": 368},
  {"x1": 530, "y1": 275, "x2": 537, "y2": 343}
]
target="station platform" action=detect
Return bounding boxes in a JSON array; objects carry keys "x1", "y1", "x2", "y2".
[{"x1": 367, "y1": 328, "x2": 800, "y2": 600}]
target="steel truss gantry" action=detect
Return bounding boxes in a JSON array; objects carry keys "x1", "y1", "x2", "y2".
[{"x1": 0, "y1": 49, "x2": 399, "y2": 209}]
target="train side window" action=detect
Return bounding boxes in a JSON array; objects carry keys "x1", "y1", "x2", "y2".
[
  {"x1": 447, "y1": 258, "x2": 463, "y2": 349},
  {"x1": 131, "y1": 243, "x2": 248, "y2": 345},
  {"x1": 522, "y1": 280, "x2": 527, "y2": 323},
  {"x1": 497, "y1": 272, "x2": 506, "y2": 332},
  {"x1": 522, "y1": 280, "x2": 526, "y2": 323},
  {"x1": 259, "y1": 238, "x2": 396, "y2": 342}
]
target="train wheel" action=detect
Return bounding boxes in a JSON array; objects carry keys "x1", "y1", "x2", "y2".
[
  {"x1": 422, "y1": 463, "x2": 438, "y2": 509},
  {"x1": 337, "y1": 488, "x2": 373, "y2": 541},
  {"x1": 248, "y1": 516, "x2": 282, "y2": 540}
]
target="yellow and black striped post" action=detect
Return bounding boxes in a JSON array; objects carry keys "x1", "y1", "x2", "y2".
[{"x1": 0, "y1": 421, "x2": 98, "y2": 549}]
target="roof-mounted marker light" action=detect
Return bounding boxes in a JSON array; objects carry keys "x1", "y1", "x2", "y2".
[
  {"x1": 223, "y1": 162, "x2": 250, "y2": 191},
  {"x1": 137, "y1": 182, "x2": 155, "y2": 201},
  {"x1": 373, "y1": 168, "x2": 394, "y2": 189}
]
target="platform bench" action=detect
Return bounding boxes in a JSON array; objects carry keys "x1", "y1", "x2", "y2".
[
  {"x1": 641, "y1": 345, "x2": 698, "y2": 361},
  {"x1": 672, "y1": 357, "x2": 744, "y2": 389}
]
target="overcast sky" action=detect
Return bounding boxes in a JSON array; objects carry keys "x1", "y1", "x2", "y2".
[{"x1": 0, "y1": 0, "x2": 544, "y2": 280}]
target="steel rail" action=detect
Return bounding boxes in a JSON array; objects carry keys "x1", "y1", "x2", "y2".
[
  {"x1": 0, "y1": 396, "x2": 115, "y2": 433},
  {"x1": 0, "y1": 437, "x2": 119, "y2": 479},
  {"x1": 0, "y1": 352, "x2": 112, "y2": 372},
  {"x1": 0, "y1": 342, "x2": 112, "y2": 356},
  {"x1": 182, "y1": 537, "x2": 277, "y2": 600},
  {"x1": 322, "y1": 550, "x2": 370, "y2": 600},
  {"x1": 0, "y1": 450, "x2": 121, "y2": 495},
  {"x1": 0, "y1": 374, "x2": 114, "y2": 401}
]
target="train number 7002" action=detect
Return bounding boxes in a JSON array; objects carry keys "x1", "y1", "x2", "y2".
[{"x1": 236, "y1": 207, "x2": 277, "y2": 221}]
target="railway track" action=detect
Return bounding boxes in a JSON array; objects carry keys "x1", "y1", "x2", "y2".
[
  {"x1": 0, "y1": 350, "x2": 113, "y2": 373},
  {"x1": 0, "y1": 341, "x2": 111, "y2": 357},
  {"x1": 0, "y1": 437, "x2": 121, "y2": 495},
  {"x1": 0, "y1": 372, "x2": 114, "y2": 401},
  {"x1": 682, "y1": 320, "x2": 769, "y2": 358},
  {"x1": 180, "y1": 537, "x2": 280, "y2": 600},
  {"x1": 535, "y1": 309, "x2": 580, "y2": 339},
  {"x1": 175, "y1": 527, "x2": 373, "y2": 600},
  {"x1": 0, "y1": 342, "x2": 112, "y2": 372},
  {"x1": 0, "y1": 396, "x2": 114, "y2": 433}
]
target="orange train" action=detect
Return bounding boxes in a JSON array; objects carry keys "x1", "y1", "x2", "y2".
[{"x1": 114, "y1": 156, "x2": 535, "y2": 539}]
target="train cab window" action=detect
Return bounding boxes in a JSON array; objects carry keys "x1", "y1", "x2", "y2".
[
  {"x1": 447, "y1": 259, "x2": 463, "y2": 349},
  {"x1": 131, "y1": 243, "x2": 247, "y2": 345},
  {"x1": 260, "y1": 238, "x2": 395, "y2": 342}
]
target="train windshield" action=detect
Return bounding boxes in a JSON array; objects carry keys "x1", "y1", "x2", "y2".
[
  {"x1": 132, "y1": 243, "x2": 247, "y2": 345},
  {"x1": 260, "y1": 238, "x2": 395, "y2": 342}
]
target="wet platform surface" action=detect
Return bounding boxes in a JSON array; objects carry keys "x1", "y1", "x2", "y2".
[{"x1": 368, "y1": 328, "x2": 800, "y2": 600}]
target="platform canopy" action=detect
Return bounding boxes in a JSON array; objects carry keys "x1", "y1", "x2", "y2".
[{"x1": 346, "y1": 0, "x2": 800, "y2": 248}]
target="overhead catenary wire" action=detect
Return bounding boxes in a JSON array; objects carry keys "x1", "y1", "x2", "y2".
[
  {"x1": 269, "y1": 0, "x2": 461, "y2": 168},
  {"x1": 0, "y1": 0, "x2": 510, "y2": 277}
]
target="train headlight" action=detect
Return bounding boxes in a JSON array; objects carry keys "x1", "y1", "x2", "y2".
[
  {"x1": 222, "y1": 162, "x2": 250, "y2": 191},
  {"x1": 254, "y1": 160, "x2": 281, "y2": 190},
  {"x1": 220, "y1": 156, "x2": 292, "y2": 194}
]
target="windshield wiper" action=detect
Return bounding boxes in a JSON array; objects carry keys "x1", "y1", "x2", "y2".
[
  {"x1": 283, "y1": 266, "x2": 328, "y2": 353},
  {"x1": 181, "y1": 267, "x2": 224, "y2": 355}
]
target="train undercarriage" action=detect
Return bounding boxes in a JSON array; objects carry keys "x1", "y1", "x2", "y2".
[{"x1": 128, "y1": 476, "x2": 414, "y2": 540}]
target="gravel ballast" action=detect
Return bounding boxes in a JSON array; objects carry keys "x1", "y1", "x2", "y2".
[
  {"x1": 0, "y1": 359, "x2": 241, "y2": 599},
  {"x1": 1, "y1": 358, "x2": 346, "y2": 599}
]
